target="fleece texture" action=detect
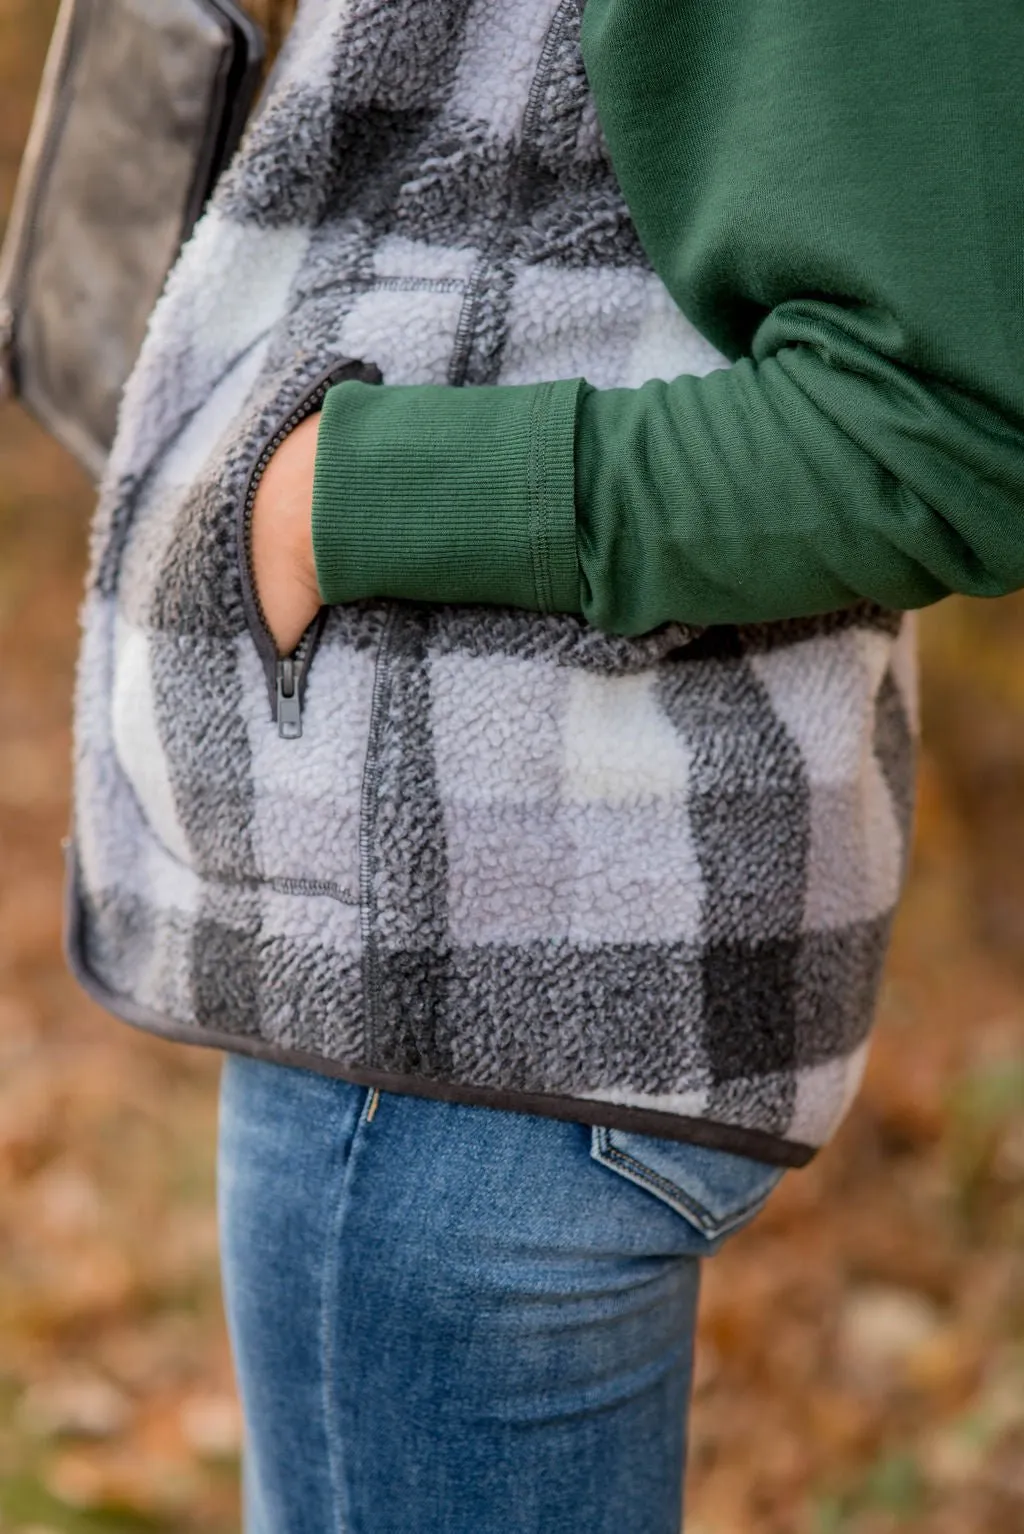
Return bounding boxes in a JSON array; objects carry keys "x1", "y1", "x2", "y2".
[{"x1": 69, "y1": 0, "x2": 917, "y2": 1166}]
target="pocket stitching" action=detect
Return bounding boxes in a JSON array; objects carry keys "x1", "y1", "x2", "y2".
[{"x1": 593, "y1": 1126, "x2": 781, "y2": 1237}]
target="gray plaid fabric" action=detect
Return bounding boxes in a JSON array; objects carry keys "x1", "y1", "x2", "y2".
[{"x1": 70, "y1": 0, "x2": 917, "y2": 1166}]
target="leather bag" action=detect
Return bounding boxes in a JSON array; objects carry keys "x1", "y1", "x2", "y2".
[{"x1": 0, "y1": 0, "x2": 264, "y2": 480}]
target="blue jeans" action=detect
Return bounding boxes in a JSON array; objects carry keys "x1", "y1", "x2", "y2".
[{"x1": 218, "y1": 1056, "x2": 784, "y2": 1534}]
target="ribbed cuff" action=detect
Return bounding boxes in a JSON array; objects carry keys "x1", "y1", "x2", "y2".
[{"x1": 312, "y1": 377, "x2": 584, "y2": 614}]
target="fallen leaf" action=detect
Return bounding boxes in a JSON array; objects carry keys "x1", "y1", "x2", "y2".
[
  {"x1": 17, "y1": 1372, "x2": 131, "y2": 1440},
  {"x1": 837, "y1": 1286, "x2": 944, "y2": 1392}
]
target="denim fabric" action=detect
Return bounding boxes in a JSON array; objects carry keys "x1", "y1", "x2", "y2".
[{"x1": 217, "y1": 1056, "x2": 784, "y2": 1534}]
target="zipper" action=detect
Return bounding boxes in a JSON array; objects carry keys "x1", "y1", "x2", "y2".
[{"x1": 237, "y1": 357, "x2": 381, "y2": 740}]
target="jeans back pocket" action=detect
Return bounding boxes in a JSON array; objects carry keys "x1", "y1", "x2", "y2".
[{"x1": 591, "y1": 1126, "x2": 786, "y2": 1244}]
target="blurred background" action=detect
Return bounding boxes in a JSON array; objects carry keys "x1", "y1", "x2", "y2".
[{"x1": 2, "y1": 2, "x2": 1024, "y2": 1530}]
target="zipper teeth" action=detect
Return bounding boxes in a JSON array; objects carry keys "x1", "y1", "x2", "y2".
[
  {"x1": 293, "y1": 626, "x2": 313, "y2": 670},
  {"x1": 241, "y1": 379, "x2": 334, "y2": 650}
]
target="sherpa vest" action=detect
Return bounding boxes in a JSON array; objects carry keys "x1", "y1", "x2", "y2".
[{"x1": 68, "y1": 0, "x2": 917, "y2": 1168}]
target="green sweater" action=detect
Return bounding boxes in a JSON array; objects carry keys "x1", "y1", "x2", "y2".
[{"x1": 311, "y1": 0, "x2": 1024, "y2": 635}]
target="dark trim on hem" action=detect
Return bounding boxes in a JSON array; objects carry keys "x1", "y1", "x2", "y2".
[{"x1": 63, "y1": 846, "x2": 816, "y2": 1170}]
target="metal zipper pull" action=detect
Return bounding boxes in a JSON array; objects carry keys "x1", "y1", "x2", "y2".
[{"x1": 276, "y1": 656, "x2": 302, "y2": 740}]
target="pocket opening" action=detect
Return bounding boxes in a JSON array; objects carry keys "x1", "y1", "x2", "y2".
[
  {"x1": 591, "y1": 1125, "x2": 786, "y2": 1239},
  {"x1": 235, "y1": 356, "x2": 381, "y2": 738}
]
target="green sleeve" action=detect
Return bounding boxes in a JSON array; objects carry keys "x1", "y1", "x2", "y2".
[
  {"x1": 313, "y1": 378, "x2": 582, "y2": 615},
  {"x1": 313, "y1": 0, "x2": 1024, "y2": 634}
]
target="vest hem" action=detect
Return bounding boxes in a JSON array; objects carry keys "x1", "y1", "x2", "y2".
[{"x1": 64, "y1": 850, "x2": 815, "y2": 1171}]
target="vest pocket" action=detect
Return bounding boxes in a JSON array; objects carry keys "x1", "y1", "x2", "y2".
[
  {"x1": 236, "y1": 356, "x2": 381, "y2": 740},
  {"x1": 109, "y1": 347, "x2": 384, "y2": 895}
]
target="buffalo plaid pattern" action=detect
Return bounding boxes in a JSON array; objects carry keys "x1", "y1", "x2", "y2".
[{"x1": 71, "y1": 0, "x2": 916, "y2": 1166}]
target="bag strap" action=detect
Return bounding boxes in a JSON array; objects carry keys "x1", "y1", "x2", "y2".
[{"x1": 248, "y1": 0, "x2": 297, "y2": 58}]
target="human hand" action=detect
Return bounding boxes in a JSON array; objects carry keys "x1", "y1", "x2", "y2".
[{"x1": 250, "y1": 412, "x2": 323, "y2": 655}]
